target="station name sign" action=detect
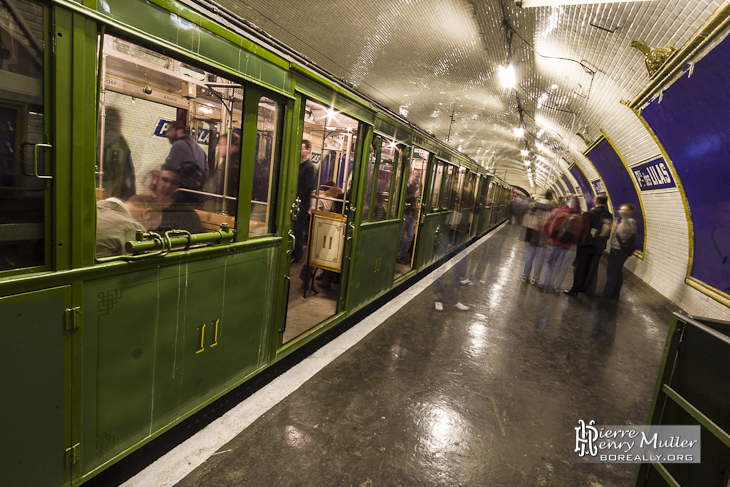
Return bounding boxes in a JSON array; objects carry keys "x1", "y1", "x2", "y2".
[
  {"x1": 591, "y1": 179, "x2": 606, "y2": 195},
  {"x1": 632, "y1": 158, "x2": 676, "y2": 191}
]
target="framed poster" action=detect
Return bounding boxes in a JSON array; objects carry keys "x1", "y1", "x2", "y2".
[{"x1": 308, "y1": 210, "x2": 347, "y2": 272}]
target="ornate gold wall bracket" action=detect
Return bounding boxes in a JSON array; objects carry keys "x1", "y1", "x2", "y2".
[
  {"x1": 631, "y1": 41, "x2": 678, "y2": 77},
  {"x1": 575, "y1": 132, "x2": 592, "y2": 146}
]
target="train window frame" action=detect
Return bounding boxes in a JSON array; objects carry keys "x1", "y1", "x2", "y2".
[
  {"x1": 245, "y1": 90, "x2": 286, "y2": 239},
  {"x1": 428, "y1": 160, "x2": 445, "y2": 213},
  {"x1": 363, "y1": 134, "x2": 408, "y2": 224},
  {"x1": 0, "y1": 0, "x2": 51, "y2": 277},
  {"x1": 441, "y1": 164, "x2": 455, "y2": 211},
  {"x1": 92, "y1": 33, "x2": 286, "y2": 261}
]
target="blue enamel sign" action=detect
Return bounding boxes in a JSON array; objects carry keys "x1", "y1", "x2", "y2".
[{"x1": 631, "y1": 158, "x2": 676, "y2": 191}]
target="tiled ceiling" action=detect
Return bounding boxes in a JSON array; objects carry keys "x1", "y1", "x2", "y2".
[{"x1": 197, "y1": 0, "x2": 722, "y2": 191}]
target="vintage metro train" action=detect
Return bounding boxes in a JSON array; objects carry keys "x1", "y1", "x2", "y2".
[{"x1": 0, "y1": 1, "x2": 511, "y2": 485}]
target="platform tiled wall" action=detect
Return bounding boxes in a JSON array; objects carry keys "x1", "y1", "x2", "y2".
[{"x1": 571, "y1": 94, "x2": 730, "y2": 321}]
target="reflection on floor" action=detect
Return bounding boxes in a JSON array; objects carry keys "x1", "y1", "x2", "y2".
[
  {"x1": 176, "y1": 224, "x2": 674, "y2": 486},
  {"x1": 283, "y1": 259, "x2": 339, "y2": 343}
]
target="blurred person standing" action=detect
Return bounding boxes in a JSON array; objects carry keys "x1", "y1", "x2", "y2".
[
  {"x1": 521, "y1": 190, "x2": 555, "y2": 284},
  {"x1": 96, "y1": 194, "x2": 162, "y2": 257},
  {"x1": 165, "y1": 120, "x2": 209, "y2": 202},
  {"x1": 538, "y1": 196, "x2": 587, "y2": 293},
  {"x1": 600, "y1": 204, "x2": 637, "y2": 300},
  {"x1": 565, "y1": 195, "x2": 613, "y2": 296}
]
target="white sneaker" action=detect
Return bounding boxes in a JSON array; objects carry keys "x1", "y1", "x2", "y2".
[
  {"x1": 435, "y1": 301, "x2": 443, "y2": 311},
  {"x1": 454, "y1": 302, "x2": 469, "y2": 311},
  {"x1": 479, "y1": 280, "x2": 487, "y2": 285},
  {"x1": 460, "y1": 278, "x2": 473, "y2": 285}
]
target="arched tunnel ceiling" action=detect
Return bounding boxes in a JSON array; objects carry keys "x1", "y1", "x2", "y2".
[{"x1": 196, "y1": 0, "x2": 719, "y2": 191}]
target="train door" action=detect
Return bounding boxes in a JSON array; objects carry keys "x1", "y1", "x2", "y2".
[
  {"x1": 282, "y1": 99, "x2": 361, "y2": 344},
  {"x1": 395, "y1": 146, "x2": 429, "y2": 274},
  {"x1": 0, "y1": 0, "x2": 49, "y2": 272}
]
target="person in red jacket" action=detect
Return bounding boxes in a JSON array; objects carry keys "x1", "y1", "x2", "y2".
[{"x1": 537, "y1": 196, "x2": 588, "y2": 293}]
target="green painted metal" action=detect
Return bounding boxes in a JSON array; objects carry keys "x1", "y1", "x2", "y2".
[
  {"x1": 662, "y1": 385, "x2": 730, "y2": 448},
  {"x1": 57, "y1": 0, "x2": 293, "y2": 97},
  {"x1": 348, "y1": 221, "x2": 400, "y2": 311},
  {"x1": 294, "y1": 72, "x2": 376, "y2": 124},
  {"x1": 414, "y1": 212, "x2": 449, "y2": 269},
  {"x1": 0, "y1": 3, "x2": 514, "y2": 484},
  {"x1": 144, "y1": 0, "x2": 290, "y2": 70},
  {"x1": 0, "y1": 286, "x2": 72, "y2": 487},
  {"x1": 634, "y1": 314, "x2": 730, "y2": 487},
  {"x1": 374, "y1": 114, "x2": 412, "y2": 146},
  {"x1": 124, "y1": 226, "x2": 236, "y2": 254},
  {"x1": 269, "y1": 92, "x2": 302, "y2": 357},
  {"x1": 81, "y1": 247, "x2": 276, "y2": 477}
]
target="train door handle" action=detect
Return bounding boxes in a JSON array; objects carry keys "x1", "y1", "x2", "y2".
[
  {"x1": 290, "y1": 197, "x2": 301, "y2": 221},
  {"x1": 22, "y1": 142, "x2": 53, "y2": 179},
  {"x1": 286, "y1": 229, "x2": 296, "y2": 256}
]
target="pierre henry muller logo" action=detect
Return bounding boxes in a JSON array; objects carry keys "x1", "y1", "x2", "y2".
[
  {"x1": 574, "y1": 420, "x2": 701, "y2": 463},
  {"x1": 574, "y1": 419, "x2": 599, "y2": 457}
]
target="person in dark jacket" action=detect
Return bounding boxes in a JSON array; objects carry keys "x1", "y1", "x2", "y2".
[
  {"x1": 165, "y1": 120, "x2": 209, "y2": 204},
  {"x1": 292, "y1": 139, "x2": 315, "y2": 262},
  {"x1": 565, "y1": 195, "x2": 613, "y2": 296}
]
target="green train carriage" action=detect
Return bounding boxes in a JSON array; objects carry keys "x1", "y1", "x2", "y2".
[{"x1": 0, "y1": 1, "x2": 510, "y2": 485}]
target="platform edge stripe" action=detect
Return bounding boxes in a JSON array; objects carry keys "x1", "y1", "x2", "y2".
[{"x1": 122, "y1": 223, "x2": 506, "y2": 487}]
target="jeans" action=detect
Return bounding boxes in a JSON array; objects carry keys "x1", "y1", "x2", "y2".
[
  {"x1": 601, "y1": 248, "x2": 630, "y2": 299},
  {"x1": 539, "y1": 245, "x2": 576, "y2": 292},
  {"x1": 522, "y1": 244, "x2": 547, "y2": 280}
]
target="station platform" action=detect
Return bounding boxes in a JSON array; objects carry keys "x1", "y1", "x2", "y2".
[{"x1": 120, "y1": 224, "x2": 674, "y2": 486}]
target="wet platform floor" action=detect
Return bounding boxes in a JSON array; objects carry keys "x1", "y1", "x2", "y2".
[{"x1": 165, "y1": 224, "x2": 674, "y2": 486}]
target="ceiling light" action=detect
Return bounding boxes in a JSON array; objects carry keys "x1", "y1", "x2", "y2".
[
  {"x1": 499, "y1": 64, "x2": 516, "y2": 90},
  {"x1": 524, "y1": 160, "x2": 530, "y2": 166},
  {"x1": 521, "y1": 150, "x2": 528, "y2": 157},
  {"x1": 513, "y1": 127, "x2": 524, "y2": 138},
  {"x1": 551, "y1": 84, "x2": 558, "y2": 90}
]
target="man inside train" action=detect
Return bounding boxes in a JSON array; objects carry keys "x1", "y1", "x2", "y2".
[
  {"x1": 292, "y1": 139, "x2": 315, "y2": 262},
  {"x1": 148, "y1": 165, "x2": 202, "y2": 233},
  {"x1": 96, "y1": 194, "x2": 163, "y2": 257},
  {"x1": 164, "y1": 120, "x2": 209, "y2": 203}
]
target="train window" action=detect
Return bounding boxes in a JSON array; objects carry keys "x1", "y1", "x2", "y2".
[
  {"x1": 451, "y1": 167, "x2": 466, "y2": 211},
  {"x1": 387, "y1": 145, "x2": 404, "y2": 220},
  {"x1": 442, "y1": 165, "x2": 455, "y2": 209},
  {"x1": 361, "y1": 140, "x2": 377, "y2": 222},
  {"x1": 250, "y1": 97, "x2": 282, "y2": 236},
  {"x1": 395, "y1": 148, "x2": 428, "y2": 273},
  {"x1": 429, "y1": 161, "x2": 444, "y2": 211},
  {"x1": 373, "y1": 138, "x2": 400, "y2": 222},
  {"x1": 295, "y1": 99, "x2": 357, "y2": 261},
  {"x1": 95, "y1": 35, "x2": 246, "y2": 258},
  {"x1": 0, "y1": 0, "x2": 46, "y2": 272}
]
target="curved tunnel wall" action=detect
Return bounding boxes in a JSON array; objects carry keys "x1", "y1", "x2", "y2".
[
  {"x1": 640, "y1": 34, "x2": 730, "y2": 302},
  {"x1": 569, "y1": 163, "x2": 595, "y2": 210},
  {"x1": 584, "y1": 138, "x2": 646, "y2": 256},
  {"x1": 549, "y1": 32, "x2": 730, "y2": 320}
]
